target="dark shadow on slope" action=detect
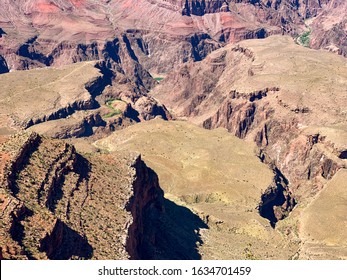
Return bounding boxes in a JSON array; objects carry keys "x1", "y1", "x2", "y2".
[
  {"x1": 10, "y1": 208, "x2": 35, "y2": 259},
  {"x1": 140, "y1": 198, "x2": 208, "y2": 260},
  {"x1": 8, "y1": 134, "x2": 42, "y2": 196},
  {"x1": 258, "y1": 167, "x2": 296, "y2": 228},
  {"x1": 124, "y1": 104, "x2": 141, "y2": 122},
  {"x1": 0, "y1": 28, "x2": 6, "y2": 37},
  {"x1": 339, "y1": 150, "x2": 347, "y2": 159},
  {"x1": 122, "y1": 34, "x2": 139, "y2": 63},
  {"x1": 0, "y1": 55, "x2": 9, "y2": 74},
  {"x1": 16, "y1": 36, "x2": 53, "y2": 66},
  {"x1": 126, "y1": 162, "x2": 208, "y2": 260},
  {"x1": 103, "y1": 38, "x2": 121, "y2": 64},
  {"x1": 40, "y1": 220, "x2": 93, "y2": 260},
  {"x1": 258, "y1": 184, "x2": 286, "y2": 228}
]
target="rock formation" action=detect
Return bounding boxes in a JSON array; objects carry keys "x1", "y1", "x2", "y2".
[
  {"x1": 149, "y1": 35, "x2": 347, "y2": 258},
  {"x1": 0, "y1": 60, "x2": 170, "y2": 139},
  {"x1": 0, "y1": 132, "x2": 207, "y2": 259},
  {"x1": 96, "y1": 118, "x2": 300, "y2": 259},
  {"x1": 0, "y1": 0, "x2": 346, "y2": 261},
  {"x1": 309, "y1": 0, "x2": 347, "y2": 56},
  {"x1": 151, "y1": 34, "x2": 347, "y2": 206},
  {"x1": 0, "y1": 0, "x2": 344, "y2": 77}
]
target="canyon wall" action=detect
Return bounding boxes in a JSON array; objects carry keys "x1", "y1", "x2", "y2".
[
  {"x1": 151, "y1": 35, "x2": 347, "y2": 210},
  {"x1": 0, "y1": 132, "x2": 206, "y2": 259},
  {"x1": 0, "y1": 133, "x2": 158, "y2": 259}
]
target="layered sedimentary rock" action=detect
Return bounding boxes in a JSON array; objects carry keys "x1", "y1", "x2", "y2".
[
  {"x1": 0, "y1": 0, "x2": 346, "y2": 262},
  {"x1": 1, "y1": 0, "x2": 343, "y2": 77},
  {"x1": 96, "y1": 118, "x2": 301, "y2": 259},
  {"x1": 309, "y1": 0, "x2": 347, "y2": 56},
  {"x1": 0, "y1": 0, "x2": 267, "y2": 73},
  {"x1": 0, "y1": 60, "x2": 169, "y2": 139},
  {"x1": 150, "y1": 35, "x2": 347, "y2": 258},
  {"x1": 0, "y1": 133, "x2": 161, "y2": 259},
  {"x1": 152, "y1": 0, "x2": 329, "y2": 17},
  {"x1": 0, "y1": 132, "x2": 214, "y2": 260},
  {"x1": 151, "y1": 34, "x2": 347, "y2": 203}
]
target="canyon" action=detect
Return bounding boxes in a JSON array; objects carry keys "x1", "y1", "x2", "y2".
[
  {"x1": 150, "y1": 35, "x2": 347, "y2": 258},
  {"x1": 0, "y1": 0, "x2": 346, "y2": 260},
  {"x1": 0, "y1": 0, "x2": 346, "y2": 75}
]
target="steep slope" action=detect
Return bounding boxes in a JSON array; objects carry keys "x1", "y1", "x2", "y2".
[
  {"x1": 151, "y1": 34, "x2": 347, "y2": 204},
  {"x1": 309, "y1": 0, "x2": 347, "y2": 56},
  {"x1": 96, "y1": 118, "x2": 299, "y2": 259},
  {"x1": 0, "y1": 60, "x2": 169, "y2": 138},
  {"x1": 0, "y1": 55, "x2": 9, "y2": 73},
  {"x1": 0, "y1": 132, "x2": 206, "y2": 259},
  {"x1": 0, "y1": 132, "x2": 136, "y2": 259},
  {"x1": 0, "y1": 0, "x2": 343, "y2": 76}
]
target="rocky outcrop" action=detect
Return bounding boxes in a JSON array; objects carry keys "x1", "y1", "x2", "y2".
[
  {"x1": 125, "y1": 155, "x2": 208, "y2": 260},
  {"x1": 2, "y1": 133, "x2": 42, "y2": 196},
  {"x1": 12, "y1": 34, "x2": 156, "y2": 92},
  {"x1": 182, "y1": 0, "x2": 229, "y2": 16},
  {"x1": 151, "y1": 35, "x2": 347, "y2": 208},
  {"x1": 0, "y1": 132, "x2": 205, "y2": 259},
  {"x1": 309, "y1": 0, "x2": 347, "y2": 57},
  {"x1": 132, "y1": 96, "x2": 171, "y2": 121},
  {"x1": 204, "y1": 102, "x2": 257, "y2": 138},
  {"x1": 0, "y1": 133, "x2": 129, "y2": 259},
  {"x1": 24, "y1": 99, "x2": 96, "y2": 129},
  {"x1": 179, "y1": 0, "x2": 328, "y2": 17},
  {"x1": 0, "y1": 195, "x2": 28, "y2": 259},
  {"x1": 0, "y1": 59, "x2": 171, "y2": 139},
  {"x1": 125, "y1": 156, "x2": 164, "y2": 259},
  {"x1": 1, "y1": 0, "x2": 340, "y2": 78}
]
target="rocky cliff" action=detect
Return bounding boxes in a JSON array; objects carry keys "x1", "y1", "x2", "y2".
[
  {"x1": 96, "y1": 118, "x2": 303, "y2": 259},
  {"x1": 309, "y1": 0, "x2": 347, "y2": 56},
  {"x1": 0, "y1": 132, "x2": 211, "y2": 259},
  {"x1": 152, "y1": 0, "x2": 330, "y2": 17},
  {"x1": 0, "y1": 133, "x2": 162, "y2": 259},
  {"x1": 1, "y1": 0, "x2": 343, "y2": 77},
  {"x1": 0, "y1": 60, "x2": 170, "y2": 139},
  {"x1": 151, "y1": 35, "x2": 347, "y2": 206}
]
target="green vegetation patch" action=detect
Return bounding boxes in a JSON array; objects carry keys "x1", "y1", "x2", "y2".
[
  {"x1": 104, "y1": 109, "x2": 122, "y2": 118},
  {"x1": 154, "y1": 77, "x2": 164, "y2": 82},
  {"x1": 298, "y1": 31, "x2": 311, "y2": 48},
  {"x1": 103, "y1": 98, "x2": 123, "y2": 118}
]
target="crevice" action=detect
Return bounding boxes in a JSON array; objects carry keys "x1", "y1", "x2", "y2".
[
  {"x1": 122, "y1": 34, "x2": 139, "y2": 63},
  {"x1": 16, "y1": 36, "x2": 53, "y2": 66},
  {"x1": 258, "y1": 167, "x2": 297, "y2": 228}
]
